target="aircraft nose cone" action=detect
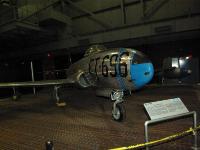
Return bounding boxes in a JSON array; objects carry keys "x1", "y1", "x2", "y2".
[{"x1": 130, "y1": 63, "x2": 154, "y2": 89}]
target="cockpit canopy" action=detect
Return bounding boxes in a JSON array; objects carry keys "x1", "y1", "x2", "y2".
[
  {"x1": 132, "y1": 51, "x2": 151, "y2": 64},
  {"x1": 84, "y1": 45, "x2": 107, "y2": 57}
]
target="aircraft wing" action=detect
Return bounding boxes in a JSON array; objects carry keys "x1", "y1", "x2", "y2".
[{"x1": 0, "y1": 78, "x2": 75, "y2": 88}]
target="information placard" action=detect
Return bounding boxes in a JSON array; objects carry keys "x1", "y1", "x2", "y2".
[{"x1": 144, "y1": 98, "x2": 189, "y2": 120}]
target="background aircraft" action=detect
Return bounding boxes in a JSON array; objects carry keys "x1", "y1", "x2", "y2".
[
  {"x1": 157, "y1": 56, "x2": 192, "y2": 84},
  {"x1": 0, "y1": 45, "x2": 154, "y2": 121}
]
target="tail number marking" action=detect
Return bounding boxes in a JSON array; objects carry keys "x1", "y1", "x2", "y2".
[{"x1": 89, "y1": 52, "x2": 129, "y2": 77}]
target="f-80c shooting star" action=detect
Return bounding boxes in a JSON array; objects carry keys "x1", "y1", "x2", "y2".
[{"x1": 0, "y1": 45, "x2": 154, "y2": 121}]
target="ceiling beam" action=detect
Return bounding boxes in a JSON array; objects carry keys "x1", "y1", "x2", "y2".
[
  {"x1": 19, "y1": 0, "x2": 60, "y2": 22},
  {"x1": 120, "y1": 0, "x2": 126, "y2": 25},
  {"x1": 64, "y1": 0, "x2": 112, "y2": 29},
  {"x1": 143, "y1": 0, "x2": 169, "y2": 20}
]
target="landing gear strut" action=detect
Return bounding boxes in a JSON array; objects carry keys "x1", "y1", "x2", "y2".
[
  {"x1": 12, "y1": 87, "x2": 19, "y2": 100},
  {"x1": 111, "y1": 90, "x2": 126, "y2": 122},
  {"x1": 54, "y1": 86, "x2": 66, "y2": 107}
]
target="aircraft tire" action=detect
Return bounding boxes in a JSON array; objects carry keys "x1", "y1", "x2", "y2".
[{"x1": 112, "y1": 103, "x2": 126, "y2": 122}]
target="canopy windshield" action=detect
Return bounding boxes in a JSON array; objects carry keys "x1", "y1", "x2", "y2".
[{"x1": 84, "y1": 45, "x2": 107, "y2": 57}]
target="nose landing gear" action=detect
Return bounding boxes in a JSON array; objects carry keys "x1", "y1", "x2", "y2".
[{"x1": 111, "y1": 90, "x2": 126, "y2": 122}]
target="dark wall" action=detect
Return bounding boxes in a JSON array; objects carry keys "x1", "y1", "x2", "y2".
[
  {"x1": 135, "y1": 38, "x2": 200, "y2": 83},
  {"x1": 136, "y1": 38, "x2": 199, "y2": 67},
  {"x1": 0, "y1": 59, "x2": 44, "y2": 97}
]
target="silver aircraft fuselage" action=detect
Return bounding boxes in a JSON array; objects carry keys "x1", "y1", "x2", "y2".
[{"x1": 67, "y1": 47, "x2": 154, "y2": 95}]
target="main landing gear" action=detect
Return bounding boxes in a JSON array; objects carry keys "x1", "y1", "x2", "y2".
[
  {"x1": 54, "y1": 86, "x2": 66, "y2": 107},
  {"x1": 111, "y1": 90, "x2": 126, "y2": 122},
  {"x1": 12, "y1": 87, "x2": 19, "y2": 100}
]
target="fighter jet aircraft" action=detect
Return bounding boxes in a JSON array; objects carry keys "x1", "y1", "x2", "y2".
[{"x1": 0, "y1": 45, "x2": 154, "y2": 121}]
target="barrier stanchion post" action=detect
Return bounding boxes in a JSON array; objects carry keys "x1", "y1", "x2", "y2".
[
  {"x1": 192, "y1": 111, "x2": 199, "y2": 150},
  {"x1": 145, "y1": 121, "x2": 149, "y2": 150},
  {"x1": 144, "y1": 111, "x2": 199, "y2": 150}
]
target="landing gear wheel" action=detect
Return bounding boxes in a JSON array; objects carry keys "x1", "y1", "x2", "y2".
[{"x1": 112, "y1": 103, "x2": 126, "y2": 122}]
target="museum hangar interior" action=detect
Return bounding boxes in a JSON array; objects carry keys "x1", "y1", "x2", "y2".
[{"x1": 0, "y1": 0, "x2": 199, "y2": 149}]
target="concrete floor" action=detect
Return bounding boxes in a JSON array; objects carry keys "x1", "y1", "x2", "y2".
[{"x1": 0, "y1": 85, "x2": 199, "y2": 150}]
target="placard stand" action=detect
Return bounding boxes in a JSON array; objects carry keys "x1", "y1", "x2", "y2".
[{"x1": 144, "y1": 111, "x2": 198, "y2": 150}]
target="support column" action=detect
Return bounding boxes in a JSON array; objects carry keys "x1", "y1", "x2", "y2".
[{"x1": 30, "y1": 61, "x2": 36, "y2": 95}]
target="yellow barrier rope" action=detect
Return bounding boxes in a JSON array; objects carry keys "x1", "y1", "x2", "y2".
[{"x1": 110, "y1": 125, "x2": 200, "y2": 150}]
